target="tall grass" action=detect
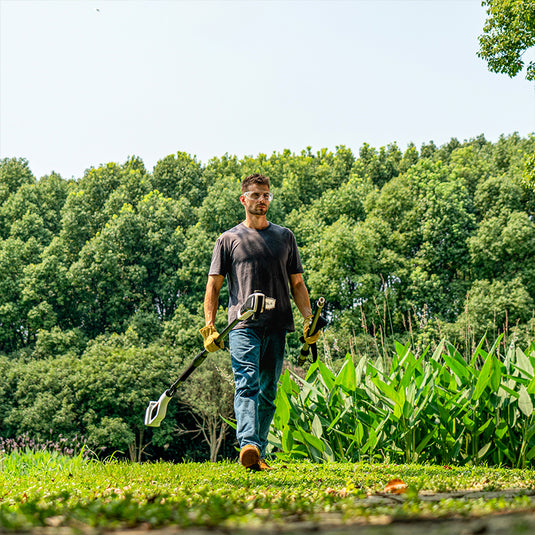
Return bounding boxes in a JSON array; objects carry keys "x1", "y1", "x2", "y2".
[
  {"x1": 269, "y1": 336, "x2": 535, "y2": 468},
  {"x1": 0, "y1": 448, "x2": 90, "y2": 476}
]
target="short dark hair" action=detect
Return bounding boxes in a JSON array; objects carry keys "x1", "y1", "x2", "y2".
[{"x1": 241, "y1": 173, "x2": 270, "y2": 193}]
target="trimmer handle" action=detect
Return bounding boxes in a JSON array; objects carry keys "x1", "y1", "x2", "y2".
[
  {"x1": 298, "y1": 297, "x2": 326, "y2": 366},
  {"x1": 144, "y1": 291, "x2": 276, "y2": 427}
]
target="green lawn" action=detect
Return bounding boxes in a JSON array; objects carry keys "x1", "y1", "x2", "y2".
[{"x1": 1, "y1": 450, "x2": 535, "y2": 532}]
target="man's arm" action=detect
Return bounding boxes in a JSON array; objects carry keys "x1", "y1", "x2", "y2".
[
  {"x1": 204, "y1": 274, "x2": 225, "y2": 325},
  {"x1": 289, "y1": 273, "x2": 313, "y2": 318}
]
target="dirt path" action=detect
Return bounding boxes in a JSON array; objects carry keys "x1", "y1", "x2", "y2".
[
  {"x1": 28, "y1": 489, "x2": 535, "y2": 535},
  {"x1": 100, "y1": 512, "x2": 535, "y2": 535}
]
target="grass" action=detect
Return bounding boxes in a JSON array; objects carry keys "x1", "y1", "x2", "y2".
[{"x1": 2, "y1": 450, "x2": 535, "y2": 532}]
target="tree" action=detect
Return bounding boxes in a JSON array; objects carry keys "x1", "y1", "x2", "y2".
[
  {"x1": 69, "y1": 192, "x2": 188, "y2": 338},
  {"x1": 352, "y1": 143, "x2": 402, "y2": 189},
  {"x1": 469, "y1": 210, "x2": 535, "y2": 295},
  {"x1": 196, "y1": 173, "x2": 244, "y2": 235},
  {"x1": 0, "y1": 158, "x2": 35, "y2": 206},
  {"x1": 5, "y1": 354, "x2": 80, "y2": 439},
  {"x1": 441, "y1": 277, "x2": 534, "y2": 346},
  {"x1": 74, "y1": 338, "x2": 183, "y2": 462},
  {"x1": 59, "y1": 158, "x2": 147, "y2": 261},
  {"x1": 478, "y1": 0, "x2": 535, "y2": 81},
  {"x1": 176, "y1": 225, "x2": 222, "y2": 311},
  {"x1": 0, "y1": 172, "x2": 70, "y2": 242},
  {"x1": 20, "y1": 237, "x2": 78, "y2": 337},
  {"x1": 304, "y1": 215, "x2": 377, "y2": 311},
  {"x1": 178, "y1": 351, "x2": 235, "y2": 462},
  {"x1": 0, "y1": 237, "x2": 43, "y2": 351},
  {"x1": 152, "y1": 152, "x2": 206, "y2": 206}
]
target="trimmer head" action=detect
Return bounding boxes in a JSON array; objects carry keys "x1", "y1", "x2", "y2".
[{"x1": 144, "y1": 391, "x2": 172, "y2": 427}]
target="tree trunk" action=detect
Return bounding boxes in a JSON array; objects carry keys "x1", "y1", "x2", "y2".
[{"x1": 128, "y1": 428, "x2": 147, "y2": 462}]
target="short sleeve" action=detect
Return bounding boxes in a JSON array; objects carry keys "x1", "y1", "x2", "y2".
[
  {"x1": 209, "y1": 236, "x2": 229, "y2": 277},
  {"x1": 287, "y1": 230, "x2": 304, "y2": 275}
]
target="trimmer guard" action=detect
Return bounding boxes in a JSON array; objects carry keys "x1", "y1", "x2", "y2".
[{"x1": 144, "y1": 391, "x2": 172, "y2": 427}]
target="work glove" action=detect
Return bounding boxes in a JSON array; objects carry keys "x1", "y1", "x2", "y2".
[
  {"x1": 303, "y1": 315, "x2": 321, "y2": 345},
  {"x1": 199, "y1": 325, "x2": 224, "y2": 352}
]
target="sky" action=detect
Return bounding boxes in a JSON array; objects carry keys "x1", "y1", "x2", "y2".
[{"x1": 1, "y1": 0, "x2": 534, "y2": 180}]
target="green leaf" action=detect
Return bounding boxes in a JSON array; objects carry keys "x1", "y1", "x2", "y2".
[
  {"x1": 355, "y1": 354, "x2": 367, "y2": 381},
  {"x1": 335, "y1": 354, "x2": 357, "y2": 392},
  {"x1": 469, "y1": 336, "x2": 487, "y2": 367},
  {"x1": 282, "y1": 425, "x2": 294, "y2": 452},
  {"x1": 515, "y1": 348, "x2": 534, "y2": 379},
  {"x1": 430, "y1": 339, "x2": 446, "y2": 362},
  {"x1": 297, "y1": 426, "x2": 325, "y2": 459},
  {"x1": 490, "y1": 354, "x2": 502, "y2": 393},
  {"x1": 371, "y1": 377, "x2": 404, "y2": 419},
  {"x1": 478, "y1": 442, "x2": 492, "y2": 459},
  {"x1": 473, "y1": 353, "x2": 493, "y2": 400},
  {"x1": 311, "y1": 414, "x2": 323, "y2": 438},
  {"x1": 317, "y1": 360, "x2": 335, "y2": 391},
  {"x1": 273, "y1": 389, "x2": 291, "y2": 428},
  {"x1": 518, "y1": 385, "x2": 534, "y2": 417},
  {"x1": 415, "y1": 427, "x2": 437, "y2": 454},
  {"x1": 526, "y1": 444, "x2": 535, "y2": 462},
  {"x1": 526, "y1": 375, "x2": 535, "y2": 395},
  {"x1": 443, "y1": 351, "x2": 470, "y2": 383},
  {"x1": 525, "y1": 422, "x2": 535, "y2": 443},
  {"x1": 477, "y1": 418, "x2": 493, "y2": 434}
]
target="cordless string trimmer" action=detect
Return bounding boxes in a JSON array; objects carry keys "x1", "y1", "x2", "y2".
[
  {"x1": 144, "y1": 292, "x2": 275, "y2": 427},
  {"x1": 298, "y1": 296, "x2": 327, "y2": 366}
]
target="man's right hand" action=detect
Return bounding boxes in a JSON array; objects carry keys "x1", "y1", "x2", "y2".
[{"x1": 199, "y1": 325, "x2": 224, "y2": 352}]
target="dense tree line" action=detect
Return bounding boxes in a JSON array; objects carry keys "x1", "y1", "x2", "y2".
[{"x1": 0, "y1": 133, "x2": 534, "y2": 460}]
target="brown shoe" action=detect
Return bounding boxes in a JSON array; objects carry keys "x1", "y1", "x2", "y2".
[
  {"x1": 258, "y1": 459, "x2": 275, "y2": 471},
  {"x1": 239, "y1": 444, "x2": 260, "y2": 469}
]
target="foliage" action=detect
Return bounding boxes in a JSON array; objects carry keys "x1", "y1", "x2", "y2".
[
  {"x1": 523, "y1": 150, "x2": 535, "y2": 190},
  {"x1": 270, "y1": 337, "x2": 535, "y2": 468},
  {"x1": 1, "y1": 453, "x2": 535, "y2": 532},
  {"x1": 1, "y1": 134, "x2": 535, "y2": 459},
  {"x1": 478, "y1": 0, "x2": 535, "y2": 81}
]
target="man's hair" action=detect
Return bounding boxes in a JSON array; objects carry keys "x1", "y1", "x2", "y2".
[{"x1": 241, "y1": 173, "x2": 270, "y2": 193}]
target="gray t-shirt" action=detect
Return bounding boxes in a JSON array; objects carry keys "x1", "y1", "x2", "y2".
[{"x1": 209, "y1": 222, "x2": 303, "y2": 332}]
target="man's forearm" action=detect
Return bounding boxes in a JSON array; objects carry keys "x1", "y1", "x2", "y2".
[
  {"x1": 204, "y1": 275, "x2": 224, "y2": 325},
  {"x1": 290, "y1": 275, "x2": 313, "y2": 318}
]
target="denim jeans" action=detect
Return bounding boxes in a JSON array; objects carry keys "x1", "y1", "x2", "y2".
[{"x1": 228, "y1": 327, "x2": 286, "y2": 458}]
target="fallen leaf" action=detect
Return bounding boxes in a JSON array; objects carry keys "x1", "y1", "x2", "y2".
[
  {"x1": 384, "y1": 478, "x2": 408, "y2": 494},
  {"x1": 44, "y1": 516, "x2": 64, "y2": 527},
  {"x1": 326, "y1": 487, "x2": 347, "y2": 498}
]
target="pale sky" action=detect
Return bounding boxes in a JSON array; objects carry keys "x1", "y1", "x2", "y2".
[{"x1": 1, "y1": 0, "x2": 534, "y2": 180}]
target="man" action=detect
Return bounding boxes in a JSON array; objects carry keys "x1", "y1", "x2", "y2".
[{"x1": 200, "y1": 173, "x2": 320, "y2": 471}]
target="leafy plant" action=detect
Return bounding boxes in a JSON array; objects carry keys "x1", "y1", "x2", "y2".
[{"x1": 269, "y1": 337, "x2": 535, "y2": 467}]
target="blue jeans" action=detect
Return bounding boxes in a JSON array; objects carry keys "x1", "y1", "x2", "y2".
[{"x1": 228, "y1": 328, "x2": 286, "y2": 458}]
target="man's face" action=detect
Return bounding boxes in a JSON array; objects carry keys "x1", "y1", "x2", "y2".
[{"x1": 240, "y1": 184, "x2": 271, "y2": 216}]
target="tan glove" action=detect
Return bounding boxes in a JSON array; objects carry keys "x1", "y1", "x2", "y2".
[
  {"x1": 199, "y1": 325, "x2": 224, "y2": 352},
  {"x1": 303, "y1": 315, "x2": 321, "y2": 345}
]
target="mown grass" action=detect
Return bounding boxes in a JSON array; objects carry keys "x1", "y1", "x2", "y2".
[{"x1": 2, "y1": 450, "x2": 535, "y2": 532}]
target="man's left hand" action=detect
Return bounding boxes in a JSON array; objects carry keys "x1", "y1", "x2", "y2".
[{"x1": 303, "y1": 315, "x2": 321, "y2": 345}]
